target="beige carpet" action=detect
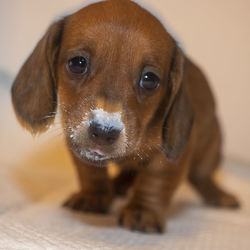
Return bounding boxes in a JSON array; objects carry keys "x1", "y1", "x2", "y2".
[{"x1": 0, "y1": 87, "x2": 250, "y2": 249}]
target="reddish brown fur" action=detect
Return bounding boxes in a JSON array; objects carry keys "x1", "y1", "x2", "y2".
[{"x1": 11, "y1": 0, "x2": 239, "y2": 234}]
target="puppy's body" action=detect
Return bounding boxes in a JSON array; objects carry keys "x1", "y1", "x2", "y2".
[{"x1": 11, "y1": 0, "x2": 239, "y2": 233}]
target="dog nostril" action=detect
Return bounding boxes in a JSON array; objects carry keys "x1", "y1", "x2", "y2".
[{"x1": 92, "y1": 133, "x2": 98, "y2": 138}]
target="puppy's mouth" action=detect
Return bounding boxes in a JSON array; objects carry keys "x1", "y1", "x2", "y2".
[
  {"x1": 69, "y1": 141, "x2": 129, "y2": 166},
  {"x1": 69, "y1": 144, "x2": 117, "y2": 165},
  {"x1": 81, "y1": 148, "x2": 111, "y2": 162}
]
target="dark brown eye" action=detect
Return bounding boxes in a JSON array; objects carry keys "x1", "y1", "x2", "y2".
[
  {"x1": 67, "y1": 56, "x2": 88, "y2": 75},
  {"x1": 140, "y1": 72, "x2": 160, "y2": 90}
]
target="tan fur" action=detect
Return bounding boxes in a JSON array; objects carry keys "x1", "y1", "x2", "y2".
[{"x1": 11, "y1": 0, "x2": 239, "y2": 234}]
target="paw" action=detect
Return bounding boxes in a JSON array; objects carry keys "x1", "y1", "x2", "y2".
[
  {"x1": 205, "y1": 191, "x2": 240, "y2": 209},
  {"x1": 118, "y1": 205, "x2": 165, "y2": 233},
  {"x1": 63, "y1": 191, "x2": 112, "y2": 214}
]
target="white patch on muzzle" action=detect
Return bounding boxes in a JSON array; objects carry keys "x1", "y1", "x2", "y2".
[
  {"x1": 68, "y1": 108, "x2": 127, "y2": 161},
  {"x1": 91, "y1": 108, "x2": 124, "y2": 131}
]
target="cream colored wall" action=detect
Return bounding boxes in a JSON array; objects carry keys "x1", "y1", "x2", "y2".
[{"x1": 0, "y1": 0, "x2": 249, "y2": 162}]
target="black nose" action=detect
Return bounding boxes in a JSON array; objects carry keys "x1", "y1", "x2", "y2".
[{"x1": 89, "y1": 121, "x2": 121, "y2": 145}]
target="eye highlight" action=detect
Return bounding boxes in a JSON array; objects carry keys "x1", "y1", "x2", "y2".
[
  {"x1": 67, "y1": 56, "x2": 88, "y2": 75},
  {"x1": 140, "y1": 70, "x2": 160, "y2": 91}
]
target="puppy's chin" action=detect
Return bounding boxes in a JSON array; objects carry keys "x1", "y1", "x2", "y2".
[
  {"x1": 69, "y1": 145, "x2": 109, "y2": 166},
  {"x1": 68, "y1": 140, "x2": 124, "y2": 166}
]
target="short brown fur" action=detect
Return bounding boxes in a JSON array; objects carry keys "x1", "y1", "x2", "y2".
[{"x1": 11, "y1": 0, "x2": 239, "y2": 233}]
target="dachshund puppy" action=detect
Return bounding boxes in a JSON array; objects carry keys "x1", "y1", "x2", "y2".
[{"x1": 11, "y1": 0, "x2": 239, "y2": 233}]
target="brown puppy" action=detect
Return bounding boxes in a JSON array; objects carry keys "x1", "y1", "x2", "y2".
[{"x1": 11, "y1": 0, "x2": 239, "y2": 233}]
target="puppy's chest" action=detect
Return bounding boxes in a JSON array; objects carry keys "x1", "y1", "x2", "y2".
[
  {"x1": 107, "y1": 162, "x2": 121, "y2": 179},
  {"x1": 107, "y1": 156, "x2": 149, "y2": 179}
]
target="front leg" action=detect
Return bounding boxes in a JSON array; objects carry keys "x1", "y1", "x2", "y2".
[
  {"x1": 119, "y1": 152, "x2": 184, "y2": 233},
  {"x1": 63, "y1": 154, "x2": 113, "y2": 214}
]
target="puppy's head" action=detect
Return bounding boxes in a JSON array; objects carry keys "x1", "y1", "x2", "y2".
[{"x1": 12, "y1": 0, "x2": 193, "y2": 165}]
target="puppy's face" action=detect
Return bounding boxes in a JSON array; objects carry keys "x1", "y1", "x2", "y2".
[
  {"x1": 57, "y1": 1, "x2": 174, "y2": 164},
  {"x1": 12, "y1": 0, "x2": 193, "y2": 166}
]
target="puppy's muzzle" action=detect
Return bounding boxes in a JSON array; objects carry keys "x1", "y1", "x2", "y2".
[{"x1": 89, "y1": 121, "x2": 121, "y2": 145}]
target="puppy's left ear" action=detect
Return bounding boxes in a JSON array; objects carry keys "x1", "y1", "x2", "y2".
[
  {"x1": 162, "y1": 46, "x2": 194, "y2": 161},
  {"x1": 11, "y1": 19, "x2": 65, "y2": 134}
]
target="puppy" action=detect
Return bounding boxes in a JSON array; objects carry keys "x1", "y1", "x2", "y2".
[{"x1": 11, "y1": 0, "x2": 239, "y2": 233}]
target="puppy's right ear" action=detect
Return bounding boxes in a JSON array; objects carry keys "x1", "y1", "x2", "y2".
[
  {"x1": 11, "y1": 19, "x2": 65, "y2": 134},
  {"x1": 162, "y1": 46, "x2": 194, "y2": 162}
]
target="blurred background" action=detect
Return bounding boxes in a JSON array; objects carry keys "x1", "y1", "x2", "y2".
[{"x1": 0, "y1": 0, "x2": 249, "y2": 163}]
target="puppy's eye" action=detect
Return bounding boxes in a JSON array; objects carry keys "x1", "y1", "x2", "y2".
[
  {"x1": 67, "y1": 56, "x2": 88, "y2": 75},
  {"x1": 140, "y1": 72, "x2": 160, "y2": 90}
]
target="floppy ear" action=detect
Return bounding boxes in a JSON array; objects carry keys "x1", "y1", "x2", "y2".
[
  {"x1": 162, "y1": 46, "x2": 194, "y2": 161},
  {"x1": 11, "y1": 19, "x2": 65, "y2": 134}
]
